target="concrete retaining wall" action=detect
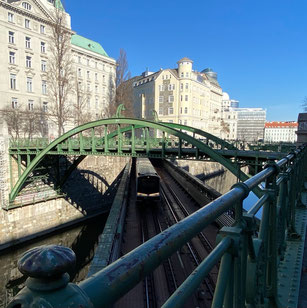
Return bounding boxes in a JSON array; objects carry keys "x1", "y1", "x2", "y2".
[{"x1": 0, "y1": 154, "x2": 129, "y2": 250}]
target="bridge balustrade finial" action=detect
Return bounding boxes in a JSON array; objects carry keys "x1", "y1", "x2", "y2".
[
  {"x1": 115, "y1": 104, "x2": 126, "y2": 118},
  {"x1": 151, "y1": 110, "x2": 160, "y2": 122},
  {"x1": 7, "y1": 245, "x2": 93, "y2": 308}
]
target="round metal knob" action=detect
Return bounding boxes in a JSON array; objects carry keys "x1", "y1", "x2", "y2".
[{"x1": 18, "y1": 245, "x2": 76, "y2": 279}]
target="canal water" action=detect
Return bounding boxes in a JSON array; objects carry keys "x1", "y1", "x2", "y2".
[{"x1": 0, "y1": 214, "x2": 108, "y2": 308}]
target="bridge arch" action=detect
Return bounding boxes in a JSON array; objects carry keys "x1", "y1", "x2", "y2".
[{"x1": 9, "y1": 118, "x2": 261, "y2": 203}]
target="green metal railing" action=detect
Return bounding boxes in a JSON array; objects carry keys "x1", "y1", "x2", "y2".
[{"x1": 7, "y1": 145, "x2": 307, "y2": 308}]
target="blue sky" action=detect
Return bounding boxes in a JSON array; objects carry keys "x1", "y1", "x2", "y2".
[{"x1": 65, "y1": 0, "x2": 307, "y2": 121}]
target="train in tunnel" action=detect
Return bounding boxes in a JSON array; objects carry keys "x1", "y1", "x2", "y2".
[{"x1": 136, "y1": 158, "x2": 160, "y2": 201}]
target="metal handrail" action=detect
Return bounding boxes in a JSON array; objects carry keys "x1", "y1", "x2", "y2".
[{"x1": 7, "y1": 146, "x2": 307, "y2": 308}]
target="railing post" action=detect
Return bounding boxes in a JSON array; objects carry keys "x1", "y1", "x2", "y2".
[
  {"x1": 131, "y1": 124, "x2": 135, "y2": 155},
  {"x1": 145, "y1": 127, "x2": 149, "y2": 155},
  {"x1": 104, "y1": 125, "x2": 109, "y2": 153},
  {"x1": 178, "y1": 138, "x2": 182, "y2": 159},
  {"x1": 162, "y1": 131, "x2": 166, "y2": 158},
  {"x1": 91, "y1": 128, "x2": 96, "y2": 153},
  {"x1": 7, "y1": 245, "x2": 92, "y2": 308},
  {"x1": 79, "y1": 132, "x2": 84, "y2": 152},
  {"x1": 117, "y1": 124, "x2": 122, "y2": 154},
  {"x1": 263, "y1": 159, "x2": 280, "y2": 305}
]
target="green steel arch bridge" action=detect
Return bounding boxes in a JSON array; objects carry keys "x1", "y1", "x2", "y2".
[
  {"x1": 8, "y1": 117, "x2": 287, "y2": 207},
  {"x1": 6, "y1": 115, "x2": 307, "y2": 308}
]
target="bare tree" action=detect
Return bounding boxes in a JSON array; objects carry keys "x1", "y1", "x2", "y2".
[
  {"x1": 116, "y1": 48, "x2": 131, "y2": 88},
  {"x1": 47, "y1": 7, "x2": 74, "y2": 137},
  {"x1": 2, "y1": 104, "x2": 24, "y2": 140},
  {"x1": 22, "y1": 108, "x2": 42, "y2": 139},
  {"x1": 73, "y1": 77, "x2": 92, "y2": 126},
  {"x1": 302, "y1": 97, "x2": 307, "y2": 112},
  {"x1": 109, "y1": 48, "x2": 135, "y2": 118}
]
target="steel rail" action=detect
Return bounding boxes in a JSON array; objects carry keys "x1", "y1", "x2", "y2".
[{"x1": 161, "y1": 237, "x2": 232, "y2": 308}]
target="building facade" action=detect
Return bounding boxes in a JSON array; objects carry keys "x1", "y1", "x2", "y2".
[
  {"x1": 133, "y1": 58, "x2": 223, "y2": 137},
  {"x1": 0, "y1": 0, "x2": 116, "y2": 137},
  {"x1": 264, "y1": 121, "x2": 298, "y2": 143}
]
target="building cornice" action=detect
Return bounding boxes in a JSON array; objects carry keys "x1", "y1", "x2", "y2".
[{"x1": 1, "y1": 1, "x2": 52, "y2": 25}]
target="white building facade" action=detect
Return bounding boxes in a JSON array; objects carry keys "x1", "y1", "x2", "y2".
[
  {"x1": 0, "y1": 0, "x2": 116, "y2": 136},
  {"x1": 133, "y1": 58, "x2": 224, "y2": 137},
  {"x1": 264, "y1": 121, "x2": 298, "y2": 143}
]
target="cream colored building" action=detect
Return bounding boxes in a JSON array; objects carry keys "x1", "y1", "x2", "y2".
[
  {"x1": 0, "y1": 0, "x2": 116, "y2": 136},
  {"x1": 133, "y1": 58, "x2": 223, "y2": 137}
]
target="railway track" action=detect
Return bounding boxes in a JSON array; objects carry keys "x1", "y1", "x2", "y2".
[{"x1": 160, "y1": 185, "x2": 215, "y2": 300}]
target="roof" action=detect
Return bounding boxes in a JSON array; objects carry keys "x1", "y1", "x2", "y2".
[
  {"x1": 265, "y1": 121, "x2": 298, "y2": 128},
  {"x1": 177, "y1": 57, "x2": 193, "y2": 63},
  {"x1": 55, "y1": 0, "x2": 64, "y2": 11},
  {"x1": 71, "y1": 34, "x2": 109, "y2": 57}
]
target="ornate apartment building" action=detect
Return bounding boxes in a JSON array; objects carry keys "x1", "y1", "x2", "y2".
[
  {"x1": 133, "y1": 58, "x2": 223, "y2": 137},
  {"x1": 0, "y1": 0, "x2": 116, "y2": 136}
]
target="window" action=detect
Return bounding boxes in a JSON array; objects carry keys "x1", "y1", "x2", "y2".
[
  {"x1": 26, "y1": 56, "x2": 32, "y2": 68},
  {"x1": 87, "y1": 71, "x2": 90, "y2": 79},
  {"x1": 159, "y1": 96, "x2": 163, "y2": 103},
  {"x1": 9, "y1": 51, "x2": 15, "y2": 64},
  {"x1": 78, "y1": 56, "x2": 81, "y2": 63},
  {"x1": 41, "y1": 42, "x2": 46, "y2": 53},
  {"x1": 184, "y1": 107, "x2": 188, "y2": 114},
  {"x1": 185, "y1": 95, "x2": 188, "y2": 101},
  {"x1": 42, "y1": 80, "x2": 47, "y2": 94},
  {"x1": 168, "y1": 84, "x2": 172, "y2": 91},
  {"x1": 95, "y1": 73, "x2": 98, "y2": 81},
  {"x1": 25, "y1": 19, "x2": 30, "y2": 28},
  {"x1": 8, "y1": 12, "x2": 14, "y2": 22},
  {"x1": 28, "y1": 100, "x2": 34, "y2": 111},
  {"x1": 180, "y1": 83, "x2": 183, "y2": 91},
  {"x1": 181, "y1": 72, "x2": 184, "y2": 77},
  {"x1": 22, "y1": 2, "x2": 32, "y2": 10},
  {"x1": 184, "y1": 120, "x2": 187, "y2": 125},
  {"x1": 10, "y1": 74, "x2": 16, "y2": 89},
  {"x1": 25, "y1": 36, "x2": 31, "y2": 48},
  {"x1": 95, "y1": 97, "x2": 98, "y2": 109},
  {"x1": 95, "y1": 85, "x2": 98, "y2": 93},
  {"x1": 95, "y1": 61, "x2": 98, "y2": 68},
  {"x1": 9, "y1": 31, "x2": 14, "y2": 44},
  {"x1": 103, "y1": 64, "x2": 105, "y2": 71},
  {"x1": 12, "y1": 98, "x2": 18, "y2": 109},
  {"x1": 41, "y1": 60, "x2": 47, "y2": 72},
  {"x1": 87, "y1": 83, "x2": 90, "y2": 92},
  {"x1": 43, "y1": 102, "x2": 48, "y2": 112},
  {"x1": 78, "y1": 68, "x2": 82, "y2": 77},
  {"x1": 168, "y1": 107, "x2": 174, "y2": 115},
  {"x1": 40, "y1": 25, "x2": 45, "y2": 34},
  {"x1": 185, "y1": 83, "x2": 188, "y2": 90},
  {"x1": 87, "y1": 59, "x2": 90, "y2": 66},
  {"x1": 102, "y1": 75, "x2": 105, "y2": 83},
  {"x1": 180, "y1": 95, "x2": 183, "y2": 102},
  {"x1": 169, "y1": 95, "x2": 174, "y2": 102},
  {"x1": 186, "y1": 72, "x2": 189, "y2": 77},
  {"x1": 27, "y1": 77, "x2": 32, "y2": 92},
  {"x1": 159, "y1": 107, "x2": 163, "y2": 115}
]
